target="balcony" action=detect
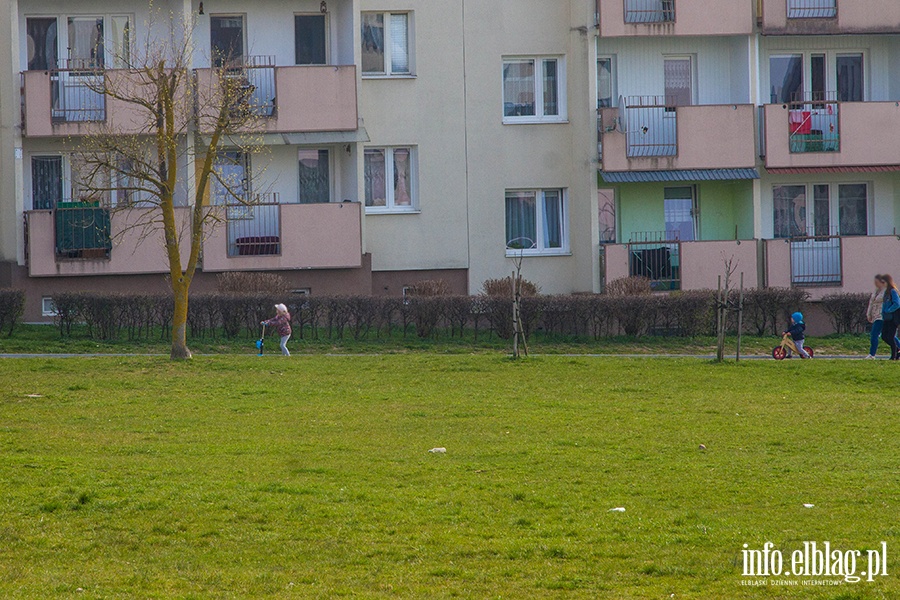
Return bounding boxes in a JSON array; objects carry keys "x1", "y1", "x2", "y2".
[
  {"x1": 600, "y1": 103, "x2": 758, "y2": 174},
  {"x1": 25, "y1": 206, "x2": 192, "y2": 277},
  {"x1": 597, "y1": 0, "x2": 754, "y2": 37},
  {"x1": 603, "y1": 239, "x2": 760, "y2": 291},
  {"x1": 194, "y1": 63, "x2": 359, "y2": 135},
  {"x1": 763, "y1": 102, "x2": 900, "y2": 171},
  {"x1": 760, "y1": 0, "x2": 900, "y2": 34},
  {"x1": 201, "y1": 202, "x2": 363, "y2": 272}
]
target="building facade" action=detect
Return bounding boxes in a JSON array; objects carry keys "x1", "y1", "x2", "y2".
[{"x1": 0, "y1": 0, "x2": 898, "y2": 321}]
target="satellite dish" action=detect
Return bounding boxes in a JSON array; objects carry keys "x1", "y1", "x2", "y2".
[{"x1": 616, "y1": 95, "x2": 628, "y2": 133}]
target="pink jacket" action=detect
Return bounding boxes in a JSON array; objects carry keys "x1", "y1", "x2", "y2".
[{"x1": 263, "y1": 312, "x2": 292, "y2": 337}]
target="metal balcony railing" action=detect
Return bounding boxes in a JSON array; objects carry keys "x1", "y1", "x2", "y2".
[
  {"x1": 628, "y1": 231, "x2": 681, "y2": 291},
  {"x1": 50, "y1": 61, "x2": 106, "y2": 123},
  {"x1": 788, "y1": 0, "x2": 836, "y2": 19},
  {"x1": 226, "y1": 193, "x2": 282, "y2": 257},
  {"x1": 624, "y1": 96, "x2": 678, "y2": 158},
  {"x1": 222, "y1": 55, "x2": 276, "y2": 118},
  {"x1": 625, "y1": 0, "x2": 676, "y2": 23},
  {"x1": 54, "y1": 200, "x2": 112, "y2": 259},
  {"x1": 789, "y1": 229, "x2": 842, "y2": 286},
  {"x1": 788, "y1": 92, "x2": 840, "y2": 154}
]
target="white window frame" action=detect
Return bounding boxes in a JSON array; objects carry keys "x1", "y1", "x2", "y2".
[
  {"x1": 771, "y1": 182, "x2": 871, "y2": 237},
  {"x1": 597, "y1": 54, "x2": 617, "y2": 109},
  {"x1": 502, "y1": 56, "x2": 567, "y2": 124},
  {"x1": 42, "y1": 297, "x2": 58, "y2": 317},
  {"x1": 505, "y1": 188, "x2": 570, "y2": 257},
  {"x1": 293, "y1": 12, "x2": 331, "y2": 66},
  {"x1": 767, "y1": 50, "x2": 868, "y2": 103},
  {"x1": 361, "y1": 11, "x2": 414, "y2": 78},
  {"x1": 24, "y1": 13, "x2": 134, "y2": 70},
  {"x1": 364, "y1": 146, "x2": 418, "y2": 214}
]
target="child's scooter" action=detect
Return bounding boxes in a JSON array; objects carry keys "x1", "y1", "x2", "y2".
[
  {"x1": 772, "y1": 332, "x2": 814, "y2": 360},
  {"x1": 256, "y1": 324, "x2": 266, "y2": 356}
]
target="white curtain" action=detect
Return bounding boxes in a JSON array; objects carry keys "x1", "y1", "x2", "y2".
[{"x1": 390, "y1": 14, "x2": 409, "y2": 74}]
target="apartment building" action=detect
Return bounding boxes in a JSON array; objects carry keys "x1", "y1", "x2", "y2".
[
  {"x1": 0, "y1": 0, "x2": 898, "y2": 322},
  {"x1": 598, "y1": 0, "x2": 900, "y2": 300}
]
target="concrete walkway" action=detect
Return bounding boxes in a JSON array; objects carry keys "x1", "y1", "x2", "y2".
[{"x1": 0, "y1": 352, "x2": 873, "y2": 360}]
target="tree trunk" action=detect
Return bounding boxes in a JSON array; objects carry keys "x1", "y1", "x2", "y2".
[{"x1": 170, "y1": 281, "x2": 192, "y2": 360}]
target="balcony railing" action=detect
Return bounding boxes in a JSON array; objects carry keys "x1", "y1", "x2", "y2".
[
  {"x1": 788, "y1": 0, "x2": 836, "y2": 19},
  {"x1": 788, "y1": 93, "x2": 840, "y2": 154},
  {"x1": 50, "y1": 62, "x2": 106, "y2": 123},
  {"x1": 223, "y1": 55, "x2": 276, "y2": 118},
  {"x1": 226, "y1": 193, "x2": 282, "y2": 257},
  {"x1": 624, "y1": 96, "x2": 677, "y2": 158},
  {"x1": 789, "y1": 230, "x2": 842, "y2": 286},
  {"x1": 625, "y1": 0, "x2": 676, "y2": 23},
  {"x1": 628, "y1": 231, "x2": 681, "y2": 291},
  {"x1": 54, "y1": 201, "x2": 112, "y2": 259}
]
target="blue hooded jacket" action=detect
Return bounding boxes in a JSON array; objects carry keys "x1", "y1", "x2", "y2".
[{"x1": 786, "y1": 312, "x2": 805, "y2": 341}]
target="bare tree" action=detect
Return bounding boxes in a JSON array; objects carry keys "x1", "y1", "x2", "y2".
[{"x1": 72, "y1": 9, "x2": 266, "y2": 359}]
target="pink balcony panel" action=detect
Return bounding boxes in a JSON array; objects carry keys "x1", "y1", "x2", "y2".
[
  {"x1": 201, "y1": 202, "x2": 363, "y2": 272},
  {"x1": 680, "y1": 240, "x2": 759, "y2": 290},
  {"x1": 26, "y1": 207, "x2": 192, "y2": 277},
  {"x1": 761, "y1": 0, "x2": 900, "y2": 34},
  {"x1": 600, "y1": 104, "x2": 757, "y2": 172},
  {"x1": 598, "y1": 0, "x2": 754, "y2": 37},
  {"x1": 763, "y1": 102, "x2": 900, "y2": 170}
]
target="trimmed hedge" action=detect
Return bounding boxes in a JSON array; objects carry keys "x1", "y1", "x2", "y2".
[
  {"x1": 820, "y1": 293, "x2": 869, "y2": 335},
  {"x1": 0, "y1": 289, "x2": 25, "y2": 336},
  {"x1": 45, "y1": 286, "x2": 810, "y2": 342}
]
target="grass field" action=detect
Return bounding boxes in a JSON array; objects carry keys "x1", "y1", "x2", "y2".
[{"x1": 1, "y1": 355, "x2": 897, "y2": 599}]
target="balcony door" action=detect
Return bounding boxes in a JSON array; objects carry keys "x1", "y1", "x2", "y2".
[
  {"x1": 664, "y1": 187, "x2": 697, "y2": 242},
  {"x1": 295, "y1": 14, "x2": 328, "y2": 65},
  {"x1": 212, "y1": 151, "x2": 250, "y2": 205},
  {"x1": 26, "y1": 18, "x2": 58, "y2": 70},
  {"x1": 211, "y1": 15, "x2": 245, "y2": 67},
  {"x1": 664, "y1": 57, "x2": 694, "y2": 106},
  {"x1": 31, "y1": 156, "x2": 63, "y2": 210}
]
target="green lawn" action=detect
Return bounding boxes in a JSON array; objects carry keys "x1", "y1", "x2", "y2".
[{"x1": 1, "y1": 356, "x2": 897, "y2": 598}]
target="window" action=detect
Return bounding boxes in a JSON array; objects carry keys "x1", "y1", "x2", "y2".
[
  {"x1": 364, "y1": 147, "x2": 416, "y2": 212},
  {"x1": 295, "y1": 14, "x2": 327, "y2": 65},
  {"x1": 773, "y1": 183, "x2": 868, "y2": 238},
  {"x1": 32, "y1": 156, "x2": 63, "y2": 210},
  {"x1": 769, "y1": 52, "x2": 866, "y2": 103},
  {"x1": 298, "y1": 149, "x2": 330, "y2": 204},
  {"x1": 664, "y1": 57, "x2": 693, "y2": 106},
  {"x1": 505, "y1": 189, "x2": 568, "y2": 255},
  {"x1": 597, "y1": 56, "x2": 617, "y2": 109},
  {"x1": 67, "y1": 17, "x2": 104, "y2": 69},
  {"x1": 212, "y1": 151, "x2": 250, "y2": 205},
  {"x1": 362, "y1": 12, "x2": 411, "y2": 76},
  {"x1": 503, "y1": 57, "x2": 565, "y2": 123},
  {"x1": 26, "y1": 18, "x2": 58, "y2": 70},
  {"x1": 42, "y1": 297, "x2": 58, "y2": 317},
  {"x1": 109, "y1": 15, "x2": 132, "y2": 68},
  {"x1": 210, "y1": 15, "x2": 244, "y2": 67}
]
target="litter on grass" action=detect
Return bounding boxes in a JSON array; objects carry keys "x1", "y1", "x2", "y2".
[
  {"x1": 608, "y1": 507, "x2": 626, "y2": 512},
  {"x1": 803, "y1": 503, "x2": 815, "y2": 508},
  {"x1": 428, "y1": 447, "x2": 447, "y2": 454}
]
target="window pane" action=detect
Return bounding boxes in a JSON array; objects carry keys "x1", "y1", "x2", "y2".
[
  {"x1": 773, "y1": 185, "x2": 806, "y2": 238},
  {"x1": 811, "y1": 54, "x2": 825, "y2": 104},
  {"x1": 212, "y1": 151, "x2": 248, "y2": 205},
  {"x1": 664, "y1": 58, "x2": 692, "y2": 107},
  {"x1": 67, "y1": 17, "x2": 104, "y2": 69},
  {"x1": 543, "y1": 59, "x2": 559, "y2": 116},
  {"x1": 390, "y1": 14, "x2": 409, "y2": 74},
  {"x1": 210, "y1": 16, "x2": 244, "y2": 67},
  {"x1": 503, "y1": 60, "x2": 535, "y2": 117},
  {"x1": 364, "y1": 149, "x2": 386, "y2": 207},
  {"x1": 31, "y1": 156, "x2": 63, "y2": 209},
  {"x1": 27, "y1": 18, "x2": 58, "y2": 71},
  {"x1": 392, "y1": 148, "x2": 412, "y2": 207},
  {"x1": 769, "y1": 55, "x2": 803, "y2": 103},
  {"x1": 598, "y1": 57, "x2": 613, "y2": 108},
  {"x1": 837, "y1": 54, "x2": 864, "y2": 102},
  {"x1": 361, "y1": 13, "x2": 385, "y2": 74},
  {"x1": 298, "y1": 149, "x2": 330, "y2": 204},
  {"x1": 838, "y1": 184, "x2": 867, "y2": 236},
  {"x1": 542, "y1": 190, "x2": 563, "y2": 249},
  {"x1": 505, "y1": 192, "x2": 537, "y2": 249},
  {"x1": 813, "y1": 184, "x2": 830, "y2": 237},
  {"x1": 110, "y1": 16, "x2": 131, "y2": 68},
  {"x1": 664, "y1": 187, "x2": 695, "y2": 241},
  {"x1": 295, "y1": 15, "x2": 327, "y2": 65}
]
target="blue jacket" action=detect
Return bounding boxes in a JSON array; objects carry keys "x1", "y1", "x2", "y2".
[
  {"x1": 786, "y1": 322, "x2": 805, "y2": 341},
  {"x1": 882, "y1": 289, "x2": 900, "y2": 318}
]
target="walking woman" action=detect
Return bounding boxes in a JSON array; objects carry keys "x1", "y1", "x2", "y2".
[
  {"x1": 262, "y1": 303, "x2": 292, "y2": 356},
  {"x1": 865, "y1": 275, "x2": 896, "y2": 358},
  {"x1": 877, "y1": 274, "x2": 900, "y2": 360}
]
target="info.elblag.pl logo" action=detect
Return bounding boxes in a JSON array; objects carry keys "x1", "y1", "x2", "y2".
[{"x1": 741, "y1": 542, "x2": 889, "y2": 585}]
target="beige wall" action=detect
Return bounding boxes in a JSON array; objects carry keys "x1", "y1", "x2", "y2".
[
  {"x1": 599, "y1": 0, "x2": 754, "y2": 38},
  {"x1": 601, "y1": 104, "x2": 758, "y2": 172},
  {"x1": 0, "y1": 0, "x2": 19, "y2": 263}
]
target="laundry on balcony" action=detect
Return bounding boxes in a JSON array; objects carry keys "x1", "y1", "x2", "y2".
[{"x1": 789, "y1": 110, "x2": 811, "y2": 134}]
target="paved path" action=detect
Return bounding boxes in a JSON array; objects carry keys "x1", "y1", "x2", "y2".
[{"x1": 0, "y1": 353, "x2": 871, "y2": 360}]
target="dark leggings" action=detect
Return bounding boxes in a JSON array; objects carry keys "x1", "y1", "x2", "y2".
[{"x1": 882, "y1": 318, "x2": 899, "y2": 360}]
